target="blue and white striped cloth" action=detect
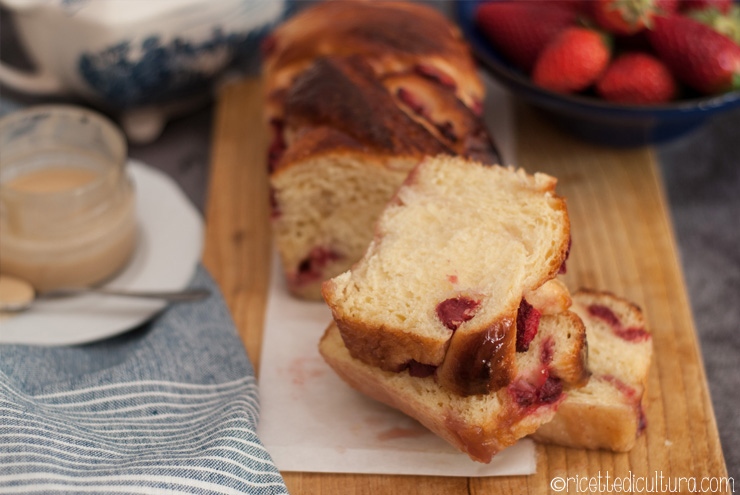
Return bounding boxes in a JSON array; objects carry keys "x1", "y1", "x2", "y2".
[{"x1": 0, "y1": 266, "x2": 288, "y2": 495}]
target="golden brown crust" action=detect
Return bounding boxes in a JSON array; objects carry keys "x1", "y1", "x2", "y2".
[
  {"x1": 381, "y1": 73, "x2": 498, "y2": 163},
  {"x1": 272, "y1": 126, "x2": 425, "y2": 180},
  {"x1": 543, "y1": 311, "x2": 591, "y2": 386},
  {"x1": 268, "y1": 2, "x2": 460, "y2": 65},
  {"x1": 334, "y1": 316, "x2": 450, "y2": 372},
  {"x1": 277, "y1": 56, "x2": 450, "y2": 170},
  {"x1": 549, "y1": 197, "x2": 571, "y2": 278},
  {"x1": 264, "y1": 1, "x2": 484, "y2": 108}
]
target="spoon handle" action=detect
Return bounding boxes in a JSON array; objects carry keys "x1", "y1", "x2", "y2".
[{"x1": 40, "y1": 288, "x2": 211, "y2": 302}]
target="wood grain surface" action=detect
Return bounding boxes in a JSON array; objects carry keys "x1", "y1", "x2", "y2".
[{"x1": 203, "y1": 79, "x2": 729, "y2": 494}]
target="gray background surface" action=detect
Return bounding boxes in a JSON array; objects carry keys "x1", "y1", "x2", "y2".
[{"x1": 2, "y1": 4, "x2": 738, "y2": 481}]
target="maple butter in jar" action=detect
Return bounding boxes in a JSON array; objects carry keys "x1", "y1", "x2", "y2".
[{"x1": 0, "y1": 106, "x2": 137, "y2": 292}]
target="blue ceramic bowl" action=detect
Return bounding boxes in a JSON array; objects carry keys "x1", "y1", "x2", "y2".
[{"x1": 456, "y1": 0, "x2": 740, "y2": 147}]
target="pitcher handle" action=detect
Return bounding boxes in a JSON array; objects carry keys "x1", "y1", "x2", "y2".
[{"x1": 0, "y1": 59, "x2": 66, "y2": 95}]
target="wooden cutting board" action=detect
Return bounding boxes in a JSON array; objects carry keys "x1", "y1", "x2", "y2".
[{"x1": 202, "y1": 79, "x2": 729, "y2": 494}]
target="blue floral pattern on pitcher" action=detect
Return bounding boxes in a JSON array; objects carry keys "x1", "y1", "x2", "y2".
[{"x1": 78, "y1": 25, "x2": 272, "y2": 108}]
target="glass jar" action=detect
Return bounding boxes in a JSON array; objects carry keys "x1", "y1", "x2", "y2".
[{"x1": 0, "y1": 105, "x2": 137, "y2": 292}]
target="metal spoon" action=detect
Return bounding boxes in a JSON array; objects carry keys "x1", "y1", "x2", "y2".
[{"x1": 0, "y1": 274, "x2": 210, "y2": 312}]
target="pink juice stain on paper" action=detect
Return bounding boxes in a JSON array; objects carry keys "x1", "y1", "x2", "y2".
[
  {"x1": 286, "y1": 356, "x2": 327, "y2": 386},
  {"x1": 362, "y1": 416, "x2": 430, "y2": 442},
  {"x1": 375, "y1": 425, "x2": 430, "y2": 442}
]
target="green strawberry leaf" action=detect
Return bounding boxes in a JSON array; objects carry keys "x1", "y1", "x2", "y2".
[
  {"x1": 732, "y1": 72, "x2": 740, "y2": 91},
  {"x1": 690, "y1": 6, "x2": 740, "y2": 45}
]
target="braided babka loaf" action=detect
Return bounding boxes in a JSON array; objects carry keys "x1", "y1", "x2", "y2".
[{"x1": 263, "y1": 1, "x2": 499, "y2": 299}]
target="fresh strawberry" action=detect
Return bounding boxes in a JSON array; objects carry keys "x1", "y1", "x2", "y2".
[
  {"x1": 681, "y1": 0, "x2": 732, "y2": 14},
  {"x1": 475, "y1": 1, "x2": 577, "y2": 72},
  {"x1": 591, "y1": 0, "x2": 679, "y2": 35},
  {"x1": 596, "y1": 52, "x2": 677, "y2": 103},
  {"x1": 532, "y1": 27, "x2": 612, "y2": 93},
  {"x1": 648, "y1": 14, "x2": 740, "y2": 94},
  {"x1": 689, "y1": 5, "x2": 740, "y2": 43}
]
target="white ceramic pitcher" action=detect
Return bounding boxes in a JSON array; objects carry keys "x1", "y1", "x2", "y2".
[{"x1": 0, "y1": 0, "x2": 285, "y2": 142}]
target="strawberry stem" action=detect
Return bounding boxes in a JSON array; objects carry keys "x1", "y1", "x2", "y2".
[{"x1": 610, "y1": 0, "x2": 656, "y2": 28}]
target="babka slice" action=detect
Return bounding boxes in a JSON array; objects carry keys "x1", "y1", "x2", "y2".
[
  {"x1": 532, "y1": 289, "x2": 653, "y2": 451},
  {"x1": 322, "y1": 155, "x2": 571, "y2": 395},
  {"x1": 319, "y1": 306, "x2": 588, "y2": 463}
]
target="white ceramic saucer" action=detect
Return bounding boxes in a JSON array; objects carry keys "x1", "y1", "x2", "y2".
[{"x1": 0, "y1": 160, "x2": 204, "y2": 346}]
